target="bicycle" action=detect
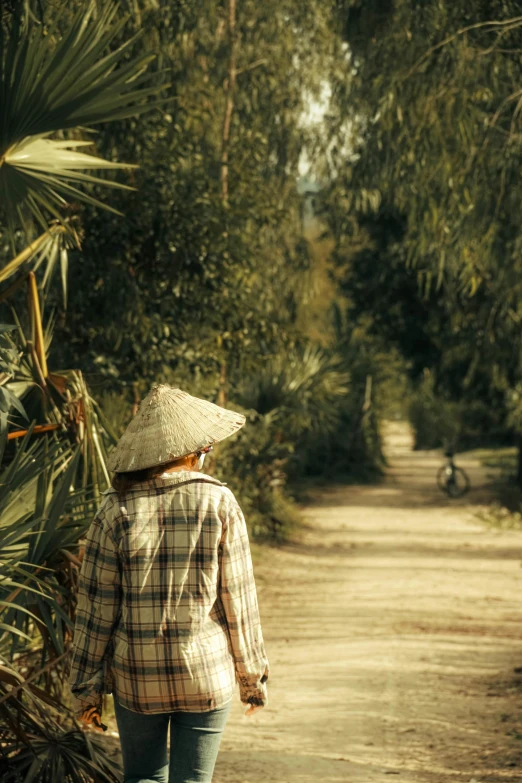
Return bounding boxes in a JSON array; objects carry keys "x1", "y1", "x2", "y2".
[{"x1": 437, "y1": 448, "x2": 470, "y2": 498}]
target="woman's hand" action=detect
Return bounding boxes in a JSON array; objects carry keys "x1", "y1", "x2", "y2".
[
  {"x1": 242, "y1": 694, "x2": 265, "y2": 717},
  {"x1": 79, "y1": 706, "x2": 107, "y2": 732},
  {"x1": 244, "y1": 703, "x2": 264, "y2": 717}
]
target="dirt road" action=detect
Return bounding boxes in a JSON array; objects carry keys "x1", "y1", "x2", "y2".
[{"x1": 214, "y1": 422, "x2": 522, "y2": 782}]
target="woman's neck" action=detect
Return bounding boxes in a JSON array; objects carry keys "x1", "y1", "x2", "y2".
[{"x1": 162, "y1": 464, "x2": 197, "y2": 474}]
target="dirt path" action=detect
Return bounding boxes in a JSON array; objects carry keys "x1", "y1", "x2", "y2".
[{"x1": 214, "y1": 422, "x2": 522, "y2": 782}]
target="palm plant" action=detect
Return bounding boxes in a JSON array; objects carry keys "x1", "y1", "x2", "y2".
[
  {"x1": 0, "y1": 1, "x2": 168, "y2": 777},
  {"x1": 0, "y1": 436, "x2": 92, "y2": 659},
  {"x1": 236, "y1": 343, "x2": 350, "y2": 437},
  {"x1": 0, "y1": 0, "x2": 167, "y2": 277},
  {"x1": 0, "y1": 0, "x2": 164, "y2": 485},
  {"x1": 0, "y1": 385, "x2": 114, "y2": 779},
  {"x1": 0, "y1": 324, "x2": 27, "y2": 438},
  {"x1": 0, "y1": 662, "x2": 120, "y2": 782},
  {"x1": 0, "y1": 425, "x2": 109, "y2": 780},
  {"x1": 216, "y1": 346, "x2": 350, "y2": 541},
  {"x1": 0, "y1": 297, "x2": 115, "y2": 497}
]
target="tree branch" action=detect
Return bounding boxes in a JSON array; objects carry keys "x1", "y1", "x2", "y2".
[
  {"x1": 236, "y1": 58, "x2": 267, "y2": 75},
  {"x1": 402, "y1": 15, "x2": 522, "y2": 81}
]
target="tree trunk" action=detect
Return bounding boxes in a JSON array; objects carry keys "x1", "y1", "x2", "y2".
[
  {"x1": 220, "y1": 0, "x2": 237, "y2": 208},
  {"x1": 217, "y1": 360, "x2": 228, "y2": 407},
  {"x1": 516, "y1": 434, "x2": 522, "y2": 489},
  {"x1": 217, "y1": 0, "x2": 237, "y2": 407}
]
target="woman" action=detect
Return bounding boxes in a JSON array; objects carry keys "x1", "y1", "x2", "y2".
[{"x1": 68, "y1": 384, "x2": 270, "y2": 783}]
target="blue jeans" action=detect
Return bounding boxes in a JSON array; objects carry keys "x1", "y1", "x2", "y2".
[{"x1": 113, "y1": 696, "x2": 233, "y2": 783}]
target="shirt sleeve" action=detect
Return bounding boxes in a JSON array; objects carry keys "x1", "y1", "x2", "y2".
[
  {"x1": 68, "y1": 498, "x2": 122, "y2": 717},
  {"x1": 219, "y1": 492, "x2": 270, "y2": 707}
]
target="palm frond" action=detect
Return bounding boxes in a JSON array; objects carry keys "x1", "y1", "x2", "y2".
[
  {"x1": 0, "y1": 224, "x2": 77, "y2": 304},
  {"x1": 0, "y1": 661, "x2": 121, "y2": 783},
  {"x1": 236, "y1": 344, "x2": 350, "y2": 434},
  {"x1": 0, "y1": 436, "x2": 94, "y2": 661},
  {"x1": 0, "y1": 0, "x2": 170, "y2": 241}
]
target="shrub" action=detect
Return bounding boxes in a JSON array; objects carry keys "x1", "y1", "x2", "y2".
[{"x1": 408, "y1": 372, "x2": 461, "y2": 450}]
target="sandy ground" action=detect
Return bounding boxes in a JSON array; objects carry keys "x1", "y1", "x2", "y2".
[{"x1": 213, "y1": 421, "x2": 522, "y2": 783}]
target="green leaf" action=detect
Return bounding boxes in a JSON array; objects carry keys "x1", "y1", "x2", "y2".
[
  {"x1": 0, "y1": 1, "x2": 169, "y2": 242},
  {"x1": 0, "y1": 623, "x2": 33, "y2": 643},
  {"x1": 0, "y1": 411, "x2": 7, "y2": 463},
  {"x1": 32, "y1": 449, "x2": 80, "y2": 563}
]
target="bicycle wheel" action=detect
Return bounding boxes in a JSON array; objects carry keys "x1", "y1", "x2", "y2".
[
  {"x1": 437, "y1": 465, "x2": 452, "y2": 494},
  {"x1": 446, "y1": 467, "x2": 470, "y2": 498}
]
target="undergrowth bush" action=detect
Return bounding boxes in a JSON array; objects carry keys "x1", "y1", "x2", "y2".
[
  {"x1": 475, "y1": 502, "x2": 522, "y2": 531},
  {"x1": 96, "y1": 344, "x2": 386, "y2": 543},
  {"x1": 409, "y1": 372, "x2": 513, "y2": 452},
  {"x1": 408, "y1": 373, "x2": 462, "y2": 450},
  {"x1": 212, "y1": 407, "x2": 301, "y2": 543}
]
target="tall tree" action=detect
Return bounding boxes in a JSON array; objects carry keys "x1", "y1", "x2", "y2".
[
  {"x1": 328, "y1": 0, "x2": 522, "y2": 463},
  {"x1": 47, "y1": 0, "x2": 342, "y2": 398}
]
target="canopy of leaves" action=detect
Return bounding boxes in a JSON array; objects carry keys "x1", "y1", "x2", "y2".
[
  {"x1": 41, "y1": 0, "x2": 344, "y2": 395},
  {"x1": 326, "y1": 0, "x2": 522, "y2": 438}
]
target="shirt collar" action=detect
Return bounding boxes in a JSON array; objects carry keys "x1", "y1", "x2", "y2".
[{"x1": 105, "y1": 470, "x2": 225, "y2": 495}]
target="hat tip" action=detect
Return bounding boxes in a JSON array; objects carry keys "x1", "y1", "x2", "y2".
[{"x1": 149, "y1": 383, "x2": 182, "y2": 396}]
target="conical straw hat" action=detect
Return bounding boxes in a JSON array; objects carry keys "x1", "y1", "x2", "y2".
[{"x1": 107, "y1": 384, "x2": 246, "y2": 472}]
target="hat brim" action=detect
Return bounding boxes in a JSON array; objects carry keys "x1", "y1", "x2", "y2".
[{"x1": 106, "y1": 385, "x2": 245, "y2": 473}]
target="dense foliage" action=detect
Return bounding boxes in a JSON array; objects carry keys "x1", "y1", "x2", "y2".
[
  {"x1": 42, "y1": 0, "x2": 385, "y2": 508},
  {"x1": 5, "y1": 0, "x2": 522, "y2": 777},
  {"x1": 0, "y1": 2, "x2": 389, "y2": 775},
  {"x1": 325, "y1": 1, "x2": 522, "y2": 459}
]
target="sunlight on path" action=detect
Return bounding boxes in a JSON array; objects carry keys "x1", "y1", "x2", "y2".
[{"x1": 214, "y1": 421, "x2": 522, "y2": 782}]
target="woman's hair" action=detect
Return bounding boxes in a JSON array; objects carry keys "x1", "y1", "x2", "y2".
[{"x1": 111, "y1": 454, "x2": 196, "y2": 494}]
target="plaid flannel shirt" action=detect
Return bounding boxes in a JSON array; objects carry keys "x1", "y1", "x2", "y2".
[{"x1": 68, "y1": 471, "x2": 269, "y2": 715}]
